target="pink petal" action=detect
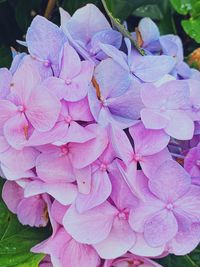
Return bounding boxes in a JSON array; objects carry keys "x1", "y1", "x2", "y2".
[
  {"x1": 25, "y1": 180, "x2": 77, "y2": 205},
  {"x1": 141, "y1": 80, "x2": 189, "y2": 109},
  {"x1": 109, "y1": 124, "x2": 133, "y2": 165},
  {"x1": 75, "y1": 170, "x2": 112, "y2": 213},
  {"x1": 110, "y1": 168, "x2": 138, "y2": 210},
  {"x1": 43, "y1": 77, "x2": 66, "y2": 100},
  {"x1": 130, "y1": 233, "x2": 165, "y2": 257},
  {"x1": 61, "y1": 238, "x2": 100, "y2": 267},
  {"x1": 60, "y1": 43, "x2": 82, "y2": 79},
  {"x1": 26, "y1": 85, "x2": 61, "y2": 131},
  {"x1": 0, "y1": 100, "x2": 17, "y2": 126},
  {"x1": 169, "y1": 223, "x2": 200, "y2": 255},
  {"x1": 164, "y1": 110, "x2": 194, "y2": 140},
  {"x1": 27, "y1": 121, "x2": 69, "y2": 146},
  {"x1": 94, "y1": 217, "x2": 136, "y2": 259},
  {"x1": 68, "y1": 97, "x2": 93, "y2": 121},
  {"x1": 11, "y1": 60, "x2": 42, "y2": 104},
  {"x1": 129, "y1": 200, "x2": 164, "y2": 233},
  {"x1": 129, "y1": 122, "x2": 170, "y2": 156},
  {"x1": 149, "y1": 160, "x2": 191, "y2": 202},
  {"x1": 17, "y1": 196, "x2": 48, "y2": 227},
  {"x1": 144, "y1": 209, "x2": 178, "y2": 247},
  {"x1": 1, "y1": 164, "x2": 35, "y2": 180},
  {"x1": 51, "y1": 200, "x2": 68, "y2": 225},
  {"x1": 63, "y1": 61, "x2": 94, "y2": 102},
  {"x1": 62, "y1": 121, "x2": 95, "y2": 144},
  {"x1": 74, "y1": 166, "x2": 92, "y2": 194},
  {"x1": 0, "y1": 145, "x2": 39, "y2": 173},
  {"x1": 0, "y1": 136, "x2": 9, "y2": 152},
  {"x1": 36, "y1": 152, "x2": 75, "y2": 183},
  {"x1": 140, "y1": 148, "x2": 171, "y2": 178},
  {"x1": 2, "y1": 181, "x2": 24, "y2": 213},
  {"x1": 4, "y1": 113, "x2": 29, "y2": 149},
  {"x1": 141, "y1": 108, "x2": 169, "y2": 130},
  {"x1": 70, "y1": 124, "x2": 108, "y2": 168},
  {"x1": 63, "y1": 202, "x2": 117, "y2": 244},
  {"x1": 175, "y1": 185, "x2": 200, "y2": 222}
]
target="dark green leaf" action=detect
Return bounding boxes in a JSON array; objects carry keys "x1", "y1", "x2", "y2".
[
  {"x1": 133, "y1": 4, "x2": 164, "y2": 20},
  {"x1": 62, "y1": 0, "x2": 99, "y2": 15},
  {"x1": 104, "y1": 0, "x2": 162, "y2": 20},
  {"x1": 0, "y1": 179, "x2": 49, "y2": 267},
  {"x1": 157, "y1": 249, "x2": 200, "y2": 267},
  {"x1": 15, "y1": 0, "x2": 42, "y2": 33},
  {"x1": 0, "y1": 46, "x2": 12, "y2": 68},
  {"x1": 182, "y1": 17, "x2": 200, "y2": 43}
]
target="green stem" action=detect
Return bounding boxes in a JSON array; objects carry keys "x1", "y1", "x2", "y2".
[
  {"x1": 185, "y1": 255, "x2": 199, "y2": 267},
  {"x1": 101, "y1": 0, "x2": 146, "y2": 56}
]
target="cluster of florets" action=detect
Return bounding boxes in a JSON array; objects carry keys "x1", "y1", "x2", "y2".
[{"x1": 1, "y1": 4, "x2": 200, "y2": 267}]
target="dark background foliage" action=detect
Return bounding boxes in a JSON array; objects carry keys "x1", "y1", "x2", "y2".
[{"x1": 0, "y1": 0, "x2": 200, "y2": 266}]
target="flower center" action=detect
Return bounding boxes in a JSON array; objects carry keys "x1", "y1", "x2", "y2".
[
  {"x1": 65, "y1": 79, "x2": 72, "y2": 85},
  {"x1": 43, "y1": 60, "x2": 51, "y2": 67},
  {"x1": 99, "y1": 163, "x2": 107, "y2": 172},
  {"x1": 60, "y1": 145, "x2": 69, "y2": 155},
  {"x1": 65, "y1": 115, "x2": 72, "y2": 124},
  {"x1": 102, "y1": 99, "x2": 108, "y2": 107},
  {"x1": 117, "y1": 209, "x2": 129, "y2": 220},
  {"x1": 18, "y1": 105, "x2": 25, "y2": 112},
  {"x1": 166, "y1": 203, "x2": 174, "y2": 210},
  {"x1": 133, "y1": 153, "x2": 142, "y2": 162}
]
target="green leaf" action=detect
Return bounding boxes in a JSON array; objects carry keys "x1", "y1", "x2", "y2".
[
  {"x1": 62, "y1": 0, "x2": 99, "y2": 15},
  {"x1": 0, "y1": 179, "x2": 49, "y2": 267},
  {"x1": 133, "y1": 4, "x2": 164, "y2": 20},
  {"x1": 104, "y1": 0, "x2": 136, "y2": 20},
  {"x1": 157, "y1": 249, "x2": 200, "y2": 267},
  {"x1": 104, "y1": 0, "x2": 162, "y2": 20},
  {"x1": 182, "y1": 17, "x2": 200, "y2": 43},
  {"x1": 170, "y1": 0, "x2": 193, "y2": 15},
  {"x1": 0, "y1": 46, "x2": 12, "y2": 68},
  {"x1": 101, "y1": 0, "x2": 146, "y2": 55}
]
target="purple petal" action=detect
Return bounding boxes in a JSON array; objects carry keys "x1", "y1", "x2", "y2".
[
  {"x1": 149, "y1": 160, "x2": 191, "y2": 202},
  {"x1": 144, "y1": 209, "x2": 178, "y2": 247}
]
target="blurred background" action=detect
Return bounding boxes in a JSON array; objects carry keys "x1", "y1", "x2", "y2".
[{"x1": 0, "y1": 0, "x2": 200, "y2": 68}]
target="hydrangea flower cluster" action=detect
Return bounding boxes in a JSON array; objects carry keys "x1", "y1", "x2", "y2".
[{"x1": 1, "y1": 4, "x2": 200, "y2": 267}]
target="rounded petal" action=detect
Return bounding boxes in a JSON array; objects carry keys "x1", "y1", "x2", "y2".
[
  {"x1": 75, "y1": 170, "x2": 112, "y2": 213},
  {"x1": 26, "y1": 85, "x2": 61, "y2": 132},
  {"x1": 63, "y1": 202, "x2": 117, "y2": 244},
  {"x1": 2, "y1": 181, "x2": 24, "y2": 213},
  {"x1": 149, "y1": 160, "x2": 191, "y2": 202},
  {"x1": 94, "y1": 217, "x2": 136, "y2": 259},
  {"x1": 164, "y1": 110, "x2": 194, "y2": 140},
  {"x1": 130, "y1": 233, "x2": 165, "y2": 257},
  {"x1": 4, "y1": 113, "x2": 29, "y2": 149},
  {"x1": 129, "y1": 122, "x2": 170, "y2": 155},
  {"x1": 144, "y1": 210, "x2": 178, "y2": 247},
  {"x1": 70, "y1": 124, "x2": 108, "y2": 168}
]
